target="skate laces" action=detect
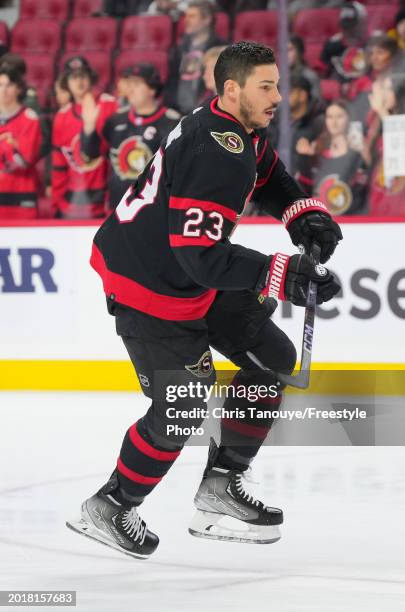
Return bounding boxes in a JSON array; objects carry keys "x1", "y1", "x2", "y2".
[
  {"x1": 234, "y1": 469, "x2": 262, "y2": 507},
  {"x1": 121, "y1": 507, "x2": 146, "y2": 545}
]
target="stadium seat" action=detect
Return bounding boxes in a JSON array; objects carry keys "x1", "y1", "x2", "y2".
[
  {"x1": 59, "y1": 51, "x2": 112, "y2": 94},
  {"x1": 320, "y1": 79, "x2": 341, "y2": 101},
  {"x1": 65, "y1": 17, "x2": 118, "y2": 52},
  {"x1": 176, "y1": 11, "x2": 230, "y2": 43},
  {"x1": 233, "y1": 11, "x2": 277, "y2": 47},
  {"x1": 21, "y1": 54, "x2": 55, "y2": 108},
  {"x1": 367, "y1": 5, "x2": 399, "y2": 34},
  {"x1": 0, "y1": 21, "x2": 9, "y2": 49},
  {"x1": 293, "y1": 8, "x2": 340, "y2": 43},
  {"x1": 120, "y1": 15, "x2": 173, "y2": 50},
  {"x1": 19, "y1": 0, "x2": 70, "y2": 21},
  {"x1": 305, "y1": 42, "x2": 326, "y2": 74},
  {"x1": 73, "y1": 0, "x2": 103, "y2": 17},
  {"x1": 114, "y1": 50, "x2": 169, "y2": 83},
  {"x1": 11, "y1": 20, "x2": 62, "y2": 54}
]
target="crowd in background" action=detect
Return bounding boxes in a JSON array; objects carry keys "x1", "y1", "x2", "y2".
[{"x1": 1, "y1": 0, "x2": 405, "y2": 220}]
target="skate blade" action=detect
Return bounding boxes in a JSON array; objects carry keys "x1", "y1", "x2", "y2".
[
  {"x1": 188, "y1": 510, "x2": 281, "y2": 544},
  {"x1": 66, "y1": 518, "x2": 150, "y2": 560}
]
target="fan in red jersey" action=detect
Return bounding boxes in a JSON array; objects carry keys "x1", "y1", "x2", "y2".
[
  {"x1": 0, "y1": 65, "x2": 42, "y2": 220},
  {"x1": 81, "y1": 64, "x2": 181, "y2": 208},
  {"x1": 51, "y1": 57, "x2": 117, "y2": 219}
]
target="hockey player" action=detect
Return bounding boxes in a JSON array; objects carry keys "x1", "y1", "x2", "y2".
[
  {"x1": 51, "y1": 57, "x2": 117, "y2": 219},
  {"x1": 81, "y1": 64, "x2": 181, "y2": 208},
  {"x1": 0, "y1": 65, "x2": 42, "y2": 220},
  {"x1": 67, "y1": 42, "x2": 342, "y2": 558}
]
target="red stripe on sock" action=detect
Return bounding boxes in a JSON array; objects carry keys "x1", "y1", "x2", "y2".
[
  {"x1": 129, "y1": 423, "x2": 181, "y2": 462},
  {"x1": 222, "y1": 418, "x2": 270, "y2": 440},
  {"x1": 117, "y1": 457, "x2": 162, "y2": 485}
]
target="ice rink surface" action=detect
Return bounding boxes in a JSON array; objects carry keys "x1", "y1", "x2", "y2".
[{"x1": 1, "y1": 391, "x2": 405, "y2": 612}]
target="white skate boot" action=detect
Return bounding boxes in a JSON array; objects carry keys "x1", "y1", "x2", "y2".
[{"x1": 189, "y1": 440, "x2": 283, "y2": 544}]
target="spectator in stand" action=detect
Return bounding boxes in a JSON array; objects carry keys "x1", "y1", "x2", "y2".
[
  {"x1": 296, "y1": 100, "x2": 367, "y2": 215},
  {"x1": 321, "y1": 2, "x2": 368, "y2": 78},
  {"x1": 200, "y1": 45, "x2": 226, "y2": 101},
  {"x1": 363, "y1": 74, "x2": 405, "y2": 216},
  {"x1": 0, "y1": 65, "x2": 42, "y2": 220},
  {"x1": 115, "y1": 68, "x2": 132, "y2": 110},
  {"x1": 387, "y1": 8, "x2": 405, "y2": 52},
  {"x1": 345, "y1": 34, "x2": 400, "y2": 124},
  {"x1": 166, "y1": 1, "x2": 226, "y2": 114},
  {"x1": 0, "y1": 52, "x2": 51, "y2": 162},
  {"x1": 54, "y1": 76, "x2": 72, "y2": 109},
  {"x1": 0, "y1": 53, "x2": 41, "y2": 115},
  {"x1": 269, "y1": 74, "x2": 324, "y2": 182},
  {"x1": 146, "y1": 0, "x2": 188, "y2": 20},
  {"x1": 51, "y1": 57, "x2": 117, "y2": 219},
  {"x1": 288, "y1": 35, "x2": 320, "y2": 99},
  {"x1": 81, "y1": 63, "x2": 181, "y2": 208}
]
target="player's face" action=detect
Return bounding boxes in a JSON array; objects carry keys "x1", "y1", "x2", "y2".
[
  {"x1": 127, "y1": 77, "x2": 156, "y2": 110},
  {"x1": 67, "y1": 72, "x2": 92, "y2": 100},
  {"x1": 238, "y1": 64, "x2": 282, "y2": 130},
  {"x1": 325, "y1": 104, "x2": 349, "y2": 136},
  {"x1": 0, "y1": 75, "x2": 20, "y2": 107}
]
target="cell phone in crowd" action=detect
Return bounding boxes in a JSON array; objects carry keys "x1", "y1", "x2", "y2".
[{"x1": 347, "y1": 121, "x2": 364, "y2": 151}]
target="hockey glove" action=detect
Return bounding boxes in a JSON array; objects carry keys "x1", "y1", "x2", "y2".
[
  {"x1": 282, "y1": 198, "x2": 343, "y2": 264},
  {"x1": 259, "y1": 252, "x2": 341, "y2": 307}
]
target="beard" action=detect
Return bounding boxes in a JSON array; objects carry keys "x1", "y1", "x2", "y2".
[{"x1": 239, "y1": 91, "x2": 266, "y2": 131}]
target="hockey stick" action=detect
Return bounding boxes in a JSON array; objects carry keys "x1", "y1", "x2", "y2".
[{"x1": 275, "y1": 242, "x2": 322, "y2": 389}]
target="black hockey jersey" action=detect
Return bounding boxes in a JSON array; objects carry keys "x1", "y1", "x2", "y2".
[
  {"x1": 81, "y1": 105, "x2": 181, "y2": 208},
  {"x1": 91, "y1": 97, "x2": 306, "y2": 321}
]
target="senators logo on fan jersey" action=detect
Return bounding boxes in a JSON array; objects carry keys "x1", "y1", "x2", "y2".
[
  {"x1": 111, "y1": 136, "x2": 153, "y2": 180},
  {"x1": 318, "y1": 174, "x2": 352, "y2": 215},
  {"x1": 62, "y1": 134, "x2": 104, "y2": 173}
]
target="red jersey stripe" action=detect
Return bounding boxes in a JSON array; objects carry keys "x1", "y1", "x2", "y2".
[
  {"x1": 169, "y1": 196, "x2": 238, "y2": 223},
  {"x1": 90, "y1": 243, "x2": 217, "y2": 320},
  {"x1": 256, "y1": 140, "x2": 268, "y2": 164},
  {"x1": 129, "y1": 423, "x2": 181, "y2": 462},
  {"x1": 256, "y1": 150, "x2": 279, "y2": 188},
  {"x1": 117, "y1": 457, "x2": 162, "y2": 485},
  {"x1": 169, "y1": 234, "x2": 216, "y2": 247}
]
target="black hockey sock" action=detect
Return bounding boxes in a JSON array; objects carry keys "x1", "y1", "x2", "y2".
[
  {"x1": 217, "y1": 372, "x2": 282, "y2": 471},
  {"x1": 116, "y1": 417, "x2": 182, "y2": 501}
]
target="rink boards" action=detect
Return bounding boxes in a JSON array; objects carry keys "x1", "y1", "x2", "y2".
[{"x1": 0, "y1": 218, "x2": 404, "y2": 390}]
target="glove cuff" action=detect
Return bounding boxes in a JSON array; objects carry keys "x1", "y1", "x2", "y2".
[
  {"x1": 282, "y1": 198, "x2": 330, "y2": 228},
  {"x1": 260, "y1": 252, "x2": 290, "y2": 300}
]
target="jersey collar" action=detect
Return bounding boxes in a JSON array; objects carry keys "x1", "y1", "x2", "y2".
[{"x1": 129, "y1": 105, "x2": 167, "y2": 126}]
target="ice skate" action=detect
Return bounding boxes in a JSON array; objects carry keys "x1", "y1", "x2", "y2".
[
  {"x1": 66, "y1": 471, "x2": 159, "y2": 559},
  {"x1": 189, "y1": 440, "x2": 283, "y2": 544}
]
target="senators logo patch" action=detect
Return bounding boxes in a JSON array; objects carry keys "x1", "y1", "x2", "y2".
[
  {"x1": 185, "y1": 350, "x2": 213, "y2": 378},
  {"x1": 111, "y1": 136, "x2": 153, "y2": 180},
  {"x1": 210, "y1": 131, "x2": 244, "y2": 154}
]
